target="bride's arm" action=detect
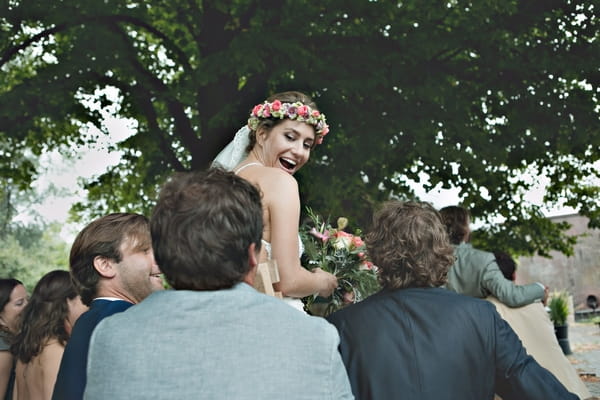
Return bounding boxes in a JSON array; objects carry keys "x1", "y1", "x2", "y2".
[{"x1": 267, "y1": 173, "x2": 337, "y2": 298}]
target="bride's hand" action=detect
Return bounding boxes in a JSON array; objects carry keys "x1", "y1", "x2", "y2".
[{"x1": 312, "y1": 268, "x2": 338, "y2": 298}]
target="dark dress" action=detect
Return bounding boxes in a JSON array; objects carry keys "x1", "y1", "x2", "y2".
[{"x1": 0, "y1": 330, "x2": 14, "y2": 400}]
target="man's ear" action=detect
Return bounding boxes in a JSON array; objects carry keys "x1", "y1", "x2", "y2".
[
  {"x1": 93, "y1": 256, "x2": 117, "y2": 278},
  {"x1": 243, "y1": 242, "x2": 259, "y2": 286}
]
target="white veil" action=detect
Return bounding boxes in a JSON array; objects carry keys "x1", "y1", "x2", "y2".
[{"x1": 211, "y1": 126, "x2": 251, "y2": 171}]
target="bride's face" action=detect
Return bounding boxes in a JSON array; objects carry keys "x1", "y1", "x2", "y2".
[{"x1": 258, "y1": 119, "x2": 315, "y2": 175}]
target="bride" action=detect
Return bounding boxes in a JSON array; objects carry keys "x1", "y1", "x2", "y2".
[{"x1": 213, "y1": 91, "x2": 338, "y2": 311}]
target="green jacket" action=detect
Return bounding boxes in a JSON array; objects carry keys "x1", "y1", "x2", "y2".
[{"x1": 446, "y1": 243, "x2": 544, "y2": 307}]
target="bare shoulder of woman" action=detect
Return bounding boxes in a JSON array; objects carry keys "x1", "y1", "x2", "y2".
[
  {"x1": 238, "y1": 166, "x2": 299, "y2": 209},
  {"x1": 259, "y1": 167, "x2": 298, "y2": 191}
]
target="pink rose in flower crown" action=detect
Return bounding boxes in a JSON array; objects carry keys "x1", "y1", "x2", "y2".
[
  {"x1": 252, "y1": 104, "x2": 263, "y2": 116},
  {"x1": 271, "y1": 100, "x2": 282, "y2": 111},
  {"x1": 311, "y1": 110, "x2": 320, "y2": 118},
  {"x1": 297, "y1": 105, "x2": 309, "y2": 117},
  {"x1": 316, "y1": 121, "x2": 329, "y2": 137},
  {"x1": 262, "y1": 104, "x2": 271, "y2": 117}
]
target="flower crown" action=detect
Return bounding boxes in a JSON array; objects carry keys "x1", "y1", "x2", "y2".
[{"x1": 247, "y1": 100, "x2": 330, "y2": 144}]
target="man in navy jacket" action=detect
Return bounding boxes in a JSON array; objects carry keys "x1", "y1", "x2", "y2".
[
  {"x1": 52, "y1": 213, "x2": 163, "y2": 400},
  {"x1": 327, "y1": 201, "x2": 579, "y2": 400}
]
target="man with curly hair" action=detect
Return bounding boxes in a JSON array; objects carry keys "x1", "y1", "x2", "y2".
[{"x1": 327, "y1": 201, "x2": 578, "y2": 400}]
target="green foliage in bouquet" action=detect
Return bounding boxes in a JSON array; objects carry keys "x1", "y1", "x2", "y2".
[{"x1": 300, "y1": 207, "x2": 380, "y2": 317}]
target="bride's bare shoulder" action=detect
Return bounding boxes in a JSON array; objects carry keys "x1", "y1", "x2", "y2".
[
  {"x1": 258, "y1": 167, "x2": 298, "y2": 190},
  {"x1": 239, "y1": 165, "x2": 295, "y2": 187}
]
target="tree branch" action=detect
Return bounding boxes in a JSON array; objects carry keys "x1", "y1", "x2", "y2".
[
  {"x1": 92, "y1": 73, "x2": 186, "y2": 172},
  {"x1": 1, "y1": 14, "x2": 191, "y2": 71},
  {"x1": 1, "y1": 23, "x2": 68, "y2": 68}
]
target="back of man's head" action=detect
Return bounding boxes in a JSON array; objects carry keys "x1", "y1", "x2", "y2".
[
  {"x1": 151, "y1": 168, "x2": 263, "y2": 291},
  {"x1": 367, "y1": 201, "x2": 454, "y2": 290},
  {"x1": 493, "y1": 251, "x2": 517, "y2": 281},
  {"x1": 70, "y1": 213, "x2": 151, "y2": 306},
  {"x1": 439, "y1": 205, "x2": 470, "y2": 245}
]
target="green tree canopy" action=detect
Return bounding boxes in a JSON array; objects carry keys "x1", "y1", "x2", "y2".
[{"x1": 1, "y1": 0, "x2": 598, "y2": 257}]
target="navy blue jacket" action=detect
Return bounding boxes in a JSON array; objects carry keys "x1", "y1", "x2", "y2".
[
  {"x1": 52, "y1": 299, "x2": 133, "y2": 400},
  {"x1": 327, "y1": 287, "x2": 579, "y2": 400}
]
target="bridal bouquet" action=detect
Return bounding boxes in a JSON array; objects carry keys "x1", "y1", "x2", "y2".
[{"x1": 300, "y1": 207, "x2": 380, "y2": 316}]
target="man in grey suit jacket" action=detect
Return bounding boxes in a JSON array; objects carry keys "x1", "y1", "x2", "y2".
[
  {"x1": 440, "y1": 205, "x2": 547, "y2": 307},
  {"x1": 84, "y1": 168, "x2": 353, "y2": 400}
]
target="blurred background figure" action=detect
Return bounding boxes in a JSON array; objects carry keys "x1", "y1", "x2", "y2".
[
  {"x1": 440, "y1": 205, "x2": 547, "y2": 307},
  {"x1": 0, "y1": 278, "x2": 27, "y2": 400},
  {"x1": 488, "y1": 251, "x2": 591, "y2": 400},
  {"x1": 10, "y1": 270, "x2": 87, "y2": 400}
]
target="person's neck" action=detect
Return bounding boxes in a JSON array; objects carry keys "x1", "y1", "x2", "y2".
[
  {"x1": 0, "y1": 323, "x2": 13, "y2": 335},
  {"x1": 248, "y1": 150, "x2": 266, "y2": 166},
  {"x1": 95, "y1": 287, "x2": 137, "y2": 304}
]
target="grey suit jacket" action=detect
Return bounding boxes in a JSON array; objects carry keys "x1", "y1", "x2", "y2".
[
  {"x1": 446, "y1": 243, "x2": 544, "y2": 307},
  {"x1": 84, "y1": 283, "x2": 353, "y2": 400}
]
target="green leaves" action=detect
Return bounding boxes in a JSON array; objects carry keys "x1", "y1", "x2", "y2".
[{"x1": 0, "y1": 0, "x2": 598, "y2": 258}]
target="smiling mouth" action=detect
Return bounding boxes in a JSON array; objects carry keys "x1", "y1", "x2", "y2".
[{"x1": 280, "y1": 158, "x2": 296, "y2": 171}]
